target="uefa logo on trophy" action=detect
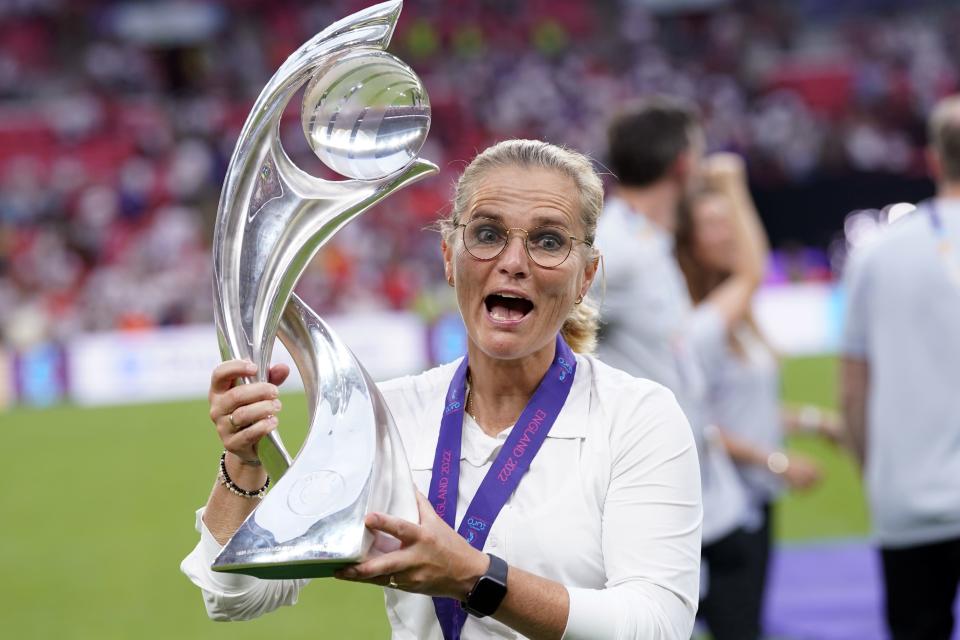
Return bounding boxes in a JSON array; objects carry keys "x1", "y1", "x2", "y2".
[{"x1": 210, "y1": 0, "x2": 436, "y2": 579}]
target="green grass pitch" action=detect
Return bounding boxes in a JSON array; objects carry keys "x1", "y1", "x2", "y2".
[{"x1": 1, "y1": 356, "x2": 866, "y2": 638}]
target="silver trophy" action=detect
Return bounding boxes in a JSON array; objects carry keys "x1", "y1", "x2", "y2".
[{"x1": 210, "y1": 0, "x2": 436, "y2": 579}]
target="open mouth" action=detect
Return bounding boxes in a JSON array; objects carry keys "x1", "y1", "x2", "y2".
[{"x1": 484, "y1": 293, "x2": 534, "y2": 322}]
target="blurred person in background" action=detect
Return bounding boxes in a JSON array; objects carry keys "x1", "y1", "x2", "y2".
[
  {"x1": 596, "y1": 97, "x2": 766, "y2": 639},
  {"x1": 183, "y1": 140, "x2": 704, "y2": 639},
  {"x1": 676, "y1": 164, "x2": 840, "y2": 639},
  {"x1": 841, "y1": 94, "x2": 960, "y2": 640}
]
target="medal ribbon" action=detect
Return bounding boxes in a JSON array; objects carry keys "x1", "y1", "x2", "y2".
[{"x1": 427, "y1": 334, "x2": 577, "y2": 640}]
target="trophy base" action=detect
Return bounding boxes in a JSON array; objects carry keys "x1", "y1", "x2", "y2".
[{"x1": 212, "y1": 558, "x2": 357, "y2": 580}]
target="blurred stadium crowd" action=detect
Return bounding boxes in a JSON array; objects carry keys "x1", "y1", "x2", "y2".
[{"x1": 0, "y1": 0, "x2": 957, "y2": 348}]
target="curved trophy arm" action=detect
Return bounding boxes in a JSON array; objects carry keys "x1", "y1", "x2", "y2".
[
  {"x1": 213, "y1": 0, "x2": 413, "y2": 383},
  {"x1": 224, "y1": 154, "x2": 438, "y2": 479},
  {"x1": 210, "y1": 1, "x2": 432, "y2": 578},
  {"x1": 212, "y1": 295, "x2": 417, "y2": 578},
  {"x1": 212, "y1": 0, "x2": 438, "y2": 475},
  {"x1": 217, "y1": 0, "x2": 402, "y2": 239}
]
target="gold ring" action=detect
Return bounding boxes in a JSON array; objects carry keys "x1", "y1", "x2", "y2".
[
  {"x1": 228, "y1": 413, "x2": 238, "y2": 429},
  {"x1": 387, "y1": 575, "x2": 399, "y2": 589}
]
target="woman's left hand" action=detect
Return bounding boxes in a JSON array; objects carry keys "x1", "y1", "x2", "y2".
[
  {"x1": 335, "y1": 492, "x2": 489, "y2": 600},
  {"x1": 782, "y1": 453, "x2": 822, "y2": 491}
]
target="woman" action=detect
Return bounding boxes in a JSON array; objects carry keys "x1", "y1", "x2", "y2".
[
  {"x1": 182, "y1": 140, "x2": 703, "y2": 639},
  {"x1": 676, "y1": 180, "x2": 836, "y2": 639}
]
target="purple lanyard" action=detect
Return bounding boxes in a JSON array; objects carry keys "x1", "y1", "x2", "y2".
[
  {"x1": 427, "y1": 334, "x2": 577, "y2": 640},
  {"x1": 928, "y1": 200, "x2": 946, "y2": 237}
]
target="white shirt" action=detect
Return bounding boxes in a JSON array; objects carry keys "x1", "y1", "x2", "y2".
[
  {"x1": 841, "y1": 198, "x2": 960, "y2": 548},
  {"x1": 181, "y1": 353, "x2": 703, "y2": 639},
  {"x1": 691, "y1": 306, "x2": 784, "y2": 529},
  {"x1": 596, "y1": 197, "x2": 748, "y2": 545}
]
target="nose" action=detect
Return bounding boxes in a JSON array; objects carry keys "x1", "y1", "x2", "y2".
[{"x1": 497, "y1": 232, "x2": 530, "y2": 278}]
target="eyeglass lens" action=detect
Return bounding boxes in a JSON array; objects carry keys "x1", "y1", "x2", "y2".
[{"x1": 463, "y1": 218, "x2": 572, "y2": 267}]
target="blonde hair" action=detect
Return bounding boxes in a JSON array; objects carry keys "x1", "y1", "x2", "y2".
[
  {"x1": 439, "y1": 140, "x2": 604, "y2": 353},
  {"x1": 675, "y1": 188, "x2": 775, "y2": 360},
  {"x1": 929, "y1": 95, "x2": 960, "y2": 181}
]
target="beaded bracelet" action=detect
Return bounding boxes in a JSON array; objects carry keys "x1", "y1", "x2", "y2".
[{"x1": 219, "y1": 451, "x2": 270, "y2": 499}]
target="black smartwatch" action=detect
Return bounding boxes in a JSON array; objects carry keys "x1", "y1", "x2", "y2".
[{"x1": 462, "y1": 553, "x2": 508, "y2": 618}]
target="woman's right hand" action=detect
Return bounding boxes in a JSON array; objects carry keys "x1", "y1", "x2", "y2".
[
  {"x1": 703, "y1": 152, "x2": 747, "y2": 190},
  {"x1": 208, "y1": 359, "x2": 290, "y2": 464}
]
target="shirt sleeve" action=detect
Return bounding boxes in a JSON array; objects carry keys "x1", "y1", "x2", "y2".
[
  {"x1": 687, "y1": 302, "x2": 727, "y2": 376},
  {"x1": 840, "y1": 246, "x2": 872, "y2": 358},
  {"x1": 563, "y1": 384, "x2": 702, "y2": 640},
  {"x1": 180, "y1": 508, "x2": 310, "y2": 621}
]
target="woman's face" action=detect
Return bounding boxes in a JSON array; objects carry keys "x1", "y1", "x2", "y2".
[
  {"x1": 691, "y1": 192, "x2": 737, "y2": 273},
  {"x1": 442, "y1": 166, "x2": 597, "y2": 362}
]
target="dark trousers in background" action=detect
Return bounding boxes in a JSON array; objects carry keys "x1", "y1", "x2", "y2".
[
  {"x1": 699, "y1": 503, "x2": 772, "y2": 640},
  {"x1": 881, "y1": 536, "x2": 960, "y2": 640}
]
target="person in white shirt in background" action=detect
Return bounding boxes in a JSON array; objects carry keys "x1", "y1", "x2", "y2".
[
  {"x1": 182, "y1": 140, "x2": 704, "y2": 639},
  {"x1": 676, "y1": 172, "x2": 843, "y2": 639},
  {"x1": 841, "y1": 95, "x2": 960, "y2": 640},
  {"x1": 595, "y1": 96, "x2": 769, "y2": 640}
]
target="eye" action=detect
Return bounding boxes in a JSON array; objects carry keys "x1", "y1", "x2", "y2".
[
  {"x1": 530, "y1": 228, "x2": 568, "y2": 253},
  {"x1": 469, "y1": 221, "x2": 505, "y2": 245},
  {"x1": 477, "y1": 228, "x2": 499, "y2": 243}
]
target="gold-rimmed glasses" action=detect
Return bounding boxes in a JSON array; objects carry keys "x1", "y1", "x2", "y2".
[{"x1": 457, "y1": 217, "x2": 592, "y2": 268}]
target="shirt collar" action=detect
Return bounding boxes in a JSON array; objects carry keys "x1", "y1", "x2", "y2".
[
  {"x1": 606, "y1": 196, "x2": 673, "y2": 249},
  {"x1": 545, "y1": 353, "x2": 591, "y2": 439},
  {"x1": 409, "y1": 354, "x2": 591, "y2": 470}
]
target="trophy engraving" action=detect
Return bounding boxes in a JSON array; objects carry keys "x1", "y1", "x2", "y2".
[{"x1": 210, "y1": 0, "x2": 436, "y2": 579}]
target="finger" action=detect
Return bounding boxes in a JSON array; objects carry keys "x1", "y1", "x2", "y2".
[
  {"x1": 414, "y1": 491, "x2": 435, "y2": 525},
  {"x1": 228, "y1": 398, "x2": 282, "y2": 431},
  {"x1": 217, "y1": 408, "x2": 273, "y2": 441},
  {"x1": 210, "y1": 380, "x2": 278, "y2": 425},
  {"x1": 219, "y1": 382, "x2": 280, "y2": 416},
  {"x1": 337, "y1": 550, "x2": 411, "y2": 581},
  {"x1": 365, "y1": 511, "x2": 422, "y2": 545},
  {"x1": 334, "y1": 571, "x2": 391, "y2": 587},
  {"x1": 224, "y1": 415, "x2": 278, "y2": 451},
  {"x1": 268, "y1": 363, "x2": 291, "y2": 386},
  {"x1": 333, "y1": 568, "x2": 397, "y2": 588},
  {"x1": 210, "y1": 360, "x2": 256, "y2": 394}
]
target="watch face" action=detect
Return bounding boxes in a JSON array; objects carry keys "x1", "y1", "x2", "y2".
[{"x1": 466, "y1": 575, "x2": 507, "y2": 617}]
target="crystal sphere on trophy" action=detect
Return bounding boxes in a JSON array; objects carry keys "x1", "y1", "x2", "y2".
[
  {"x1": 302, "y1": 49, "x2": 431, "y2": 180},
  {"x1": 210, "y1": 1, "x2": 437, "y2": 579}
]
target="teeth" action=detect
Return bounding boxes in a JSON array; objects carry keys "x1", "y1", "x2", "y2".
[{"x1": 495, "y1": 292, "x2": 526, "y2": 300}]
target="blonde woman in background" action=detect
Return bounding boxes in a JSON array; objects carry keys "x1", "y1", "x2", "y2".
[
  {"x1": 677, "y1": 159, "x2": 840, "y2": 638},
  {"x1": 596, "y1": 99, "x2": 766, "y2": 640}
]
